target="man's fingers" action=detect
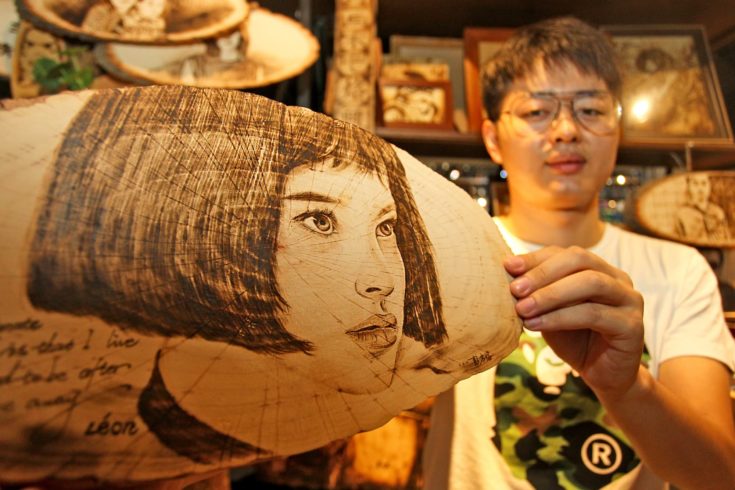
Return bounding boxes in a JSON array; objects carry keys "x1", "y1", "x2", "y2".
[
  {"x1": 522, "y1": 301, "x2": 642, "y2": 338},
  {"x1": 507, "y1": 246, "x2": 633, "y2": 298},
  {"x1": 515, "y1": 269, "x2": 643, "y2": 318},
  {"x1": 503, "y1": 246, "x2": 563, "y2": 276}
]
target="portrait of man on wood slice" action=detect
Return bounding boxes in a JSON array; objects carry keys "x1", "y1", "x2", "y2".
[
  {"x1": 634, "y1": 171, "x2": 735, "y2": 248},
  {"x1": 0, "y1": 85, "x2": 521, "y2": 484}
]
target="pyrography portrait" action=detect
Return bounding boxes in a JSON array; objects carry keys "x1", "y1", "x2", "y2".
[
  {"x1": 25, "y1": 84, "x2": 447, "y2": 459},
  {"x1": 0, "y1": 85, "x2": 520, "y2": 483},
  {"x1": 634, "y1": 171, "x2": 735, "y2": 248}
]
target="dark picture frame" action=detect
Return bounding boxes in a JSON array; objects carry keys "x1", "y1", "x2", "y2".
[
  {"x1": 602, "y1": 24, "x2": 734, "y2": 145},
  {"x1": 462, "y1": 27, "x2": 514, "y2": 133}
]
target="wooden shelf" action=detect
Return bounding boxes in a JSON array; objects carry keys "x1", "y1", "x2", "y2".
[
  {"x1": 376, "y1": 127, "x2": 487, "y2": 160},
  {"x1": 618, "y1": 140, "x2": 735, "y2": 170},
  {"x1": 376, "y1": 126, "x2": 735, "y2": 169}
]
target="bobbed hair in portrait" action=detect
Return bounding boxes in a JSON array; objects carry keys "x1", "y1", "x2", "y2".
[{"x1": 26, "y1": 85, "x2": 446, "y2": 356}]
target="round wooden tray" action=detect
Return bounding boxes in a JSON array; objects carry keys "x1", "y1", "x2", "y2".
[
  {"x1": 15, "y1": 0, "x2": 248, "y2": 44},
  {"x1": 94, "y1": 6, "x2": 319, "y2": 89}
]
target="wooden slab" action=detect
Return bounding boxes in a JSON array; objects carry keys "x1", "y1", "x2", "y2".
[
  {"x1": 329, "y1": 0, "x2": 376, "y2": 131},
  {"x1": 0, "y1": 85, "x2": 521, "y2": 484},
  {"x1": 10, "y1": 20, "x2": 67, "y2": 98},
  {"x1": 0, "y1": 0, "x2": 19, "y2": 78},
  {"x1": 634, "y1": 170, "x2": 735, "y2": 248},
  {"x1": 10, "y1": 20, "x2": 129, "y2": 98},
  {"x1": 15, "y1": 0, "x2": 248, "y2": 44},
  {"x1": 94, "y1": 7, "x2": 319, "y2": 89}
]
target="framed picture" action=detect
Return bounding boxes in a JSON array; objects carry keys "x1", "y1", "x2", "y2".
[
  {"x1": 381, "y1": 57, "x2": 450, "y2": 82},
  {"x1": 602, "y1": 25, "x2": 734, "y2": 144},
  {"x1": 377, "y1": 78, "x2": 454, "y2": 130},
  {"x1": 389, "y1": 35, "x2": 466, "y2": 131},
  {"x1": 462, "y1": 27, "x2": 514, "y2": 133}
]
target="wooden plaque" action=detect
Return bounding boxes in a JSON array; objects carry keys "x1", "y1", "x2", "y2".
[
  {"x1": 16, "y1": 0, "x2": 248, "y2": 44},
  {"x1": 634, "y1": 170, "x2": 735, "y2": 248},
  {"x1": 95, "y1": 7, "x2": 319, "y2": 89},
  {"x1": 0, "y1": 85, "x2": 521, "y2": 484}
]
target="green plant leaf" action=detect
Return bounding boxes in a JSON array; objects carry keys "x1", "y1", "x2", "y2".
[
  {"x1": 32, "y1": 57, "x2": 57, "y2": 82},
  {"x1": 66, "y1": 67, "x2": 95, "y2": 90},
  {"x1": 31, "y1": 46, "x2": 95, "y2": 94},
  {"x1": 33, "y1": 58, "x2": 64, "y2": 94}
]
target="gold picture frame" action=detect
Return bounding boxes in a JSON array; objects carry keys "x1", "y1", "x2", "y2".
[
  {"x1": 603, "y1": 24, "x2": 734, "y2": 145},
  {"x1": 462, "y1": 27, "x2": 514, "y2": 133},
  {"x1": 377, "y1": 78, "x2": 454, "y2": 130}
]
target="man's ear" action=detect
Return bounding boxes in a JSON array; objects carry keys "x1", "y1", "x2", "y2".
[{"x1": 481, "y1": 119, "x2": 503, "y2": 164}]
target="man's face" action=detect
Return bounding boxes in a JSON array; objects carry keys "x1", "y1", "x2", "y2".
[
  {"x1": 482, "y1": 61, "x2": 620, "y2": 213},
  {"x1": 687, "y1": 174, "x2": 711, "y2": 209}
]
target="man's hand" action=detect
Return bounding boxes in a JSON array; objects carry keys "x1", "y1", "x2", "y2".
[{"x1": 503, "y1": 246, "x2": 645, "y2": 401}]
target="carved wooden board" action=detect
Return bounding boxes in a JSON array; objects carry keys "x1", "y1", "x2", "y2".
[
  {"x1": 330, "y1": 0, "x2": 376, "y2": 131},
  {"x1": 0, "y1": 0, "x2": 19, "y2": 78},
  {"x1": 0, "y1": 86, "x2": 521, "y2": 484},
  {"x1": 634, "y1": 171, "x2": 735, "y2": 248},
  {"x1": 15, "y1": 0, "x2": 248, "y2": 44},
  {"x1": 10, "y1": 20, "x2": 67, "y2": 98},
  {"x1": 95, "y1": 7, "x2": 319, "y2": 89},
  {"x1": 10, "y1": 20, "x2": 130, "y2": 99}
]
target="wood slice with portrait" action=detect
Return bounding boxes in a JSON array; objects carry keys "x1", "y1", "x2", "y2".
[
  {"x1": 633, "y1": 170, "x2": 735, "y2": 248},
  {"x1": 10, "y1": 20, "x2": 129, "y2": 98},
  {"x1": 0, "y1": 85, "x2": 521, "y2": 484},
  {"x1": 94, "y1": 6, "x2": 319, "y2": 89},
  {"x1": 15, "y1": 0, "x2": 249, "y2": 44},
  {"x1": 10, "y1": 20, "x2": 67, "y2": 98},
  {"x1": 0, "y1": 0, "x2": 20, "y2": 78}
]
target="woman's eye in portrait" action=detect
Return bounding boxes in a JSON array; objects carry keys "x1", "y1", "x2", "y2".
[
  {"x1": 296, "y1": 210, "x2": 336, "y2": 235},
  {"x1": 376, "y1": 218, "x2": 396, "y2": 238}
]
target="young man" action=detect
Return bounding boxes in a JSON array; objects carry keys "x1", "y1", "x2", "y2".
[{"x1": 424, "y1": 17, "x2": 735, "y2": 489}]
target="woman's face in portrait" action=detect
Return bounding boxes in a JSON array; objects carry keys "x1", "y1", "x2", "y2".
[{"x1": 275, "y1": 160, "x2": 406, "y2": 394}]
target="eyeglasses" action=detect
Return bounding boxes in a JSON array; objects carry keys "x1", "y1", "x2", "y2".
[{"x1": 501, "y1": 90, "x2": 622, "y2": 136}]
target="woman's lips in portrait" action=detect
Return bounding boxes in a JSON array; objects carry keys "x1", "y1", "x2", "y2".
[
  {"x1": 546, "y1": 153, "x2": 586, "y2": 175},
  {"x1": 346, "y1": 313, "x2": 398, "y2": 356}
]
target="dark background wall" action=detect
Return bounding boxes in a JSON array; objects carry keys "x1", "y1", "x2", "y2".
[{"x1": 277, "y1": 0, "x2": 735, "y2": 128}]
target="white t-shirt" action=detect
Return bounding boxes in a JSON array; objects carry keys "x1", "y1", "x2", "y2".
[{"x1": 423, "y1": 221, "x2": 735, "y2": 490}]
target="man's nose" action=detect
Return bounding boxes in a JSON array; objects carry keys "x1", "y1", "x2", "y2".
[{"x1": 549, "y1": 103, "x2": 581, "y2": 142}]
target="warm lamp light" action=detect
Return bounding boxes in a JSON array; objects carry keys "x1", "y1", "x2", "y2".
[{"x1": 630, "y1": 97, "x2": 651, "y2": 122}]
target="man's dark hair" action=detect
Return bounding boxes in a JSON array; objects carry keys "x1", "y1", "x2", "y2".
[{"x1": 482, "y1": 16, "x2": 622, "y2": 121}]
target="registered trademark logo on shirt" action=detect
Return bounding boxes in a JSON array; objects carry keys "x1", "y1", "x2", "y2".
[{"x1": 581, "y1": 433, "x2": 623, "y2": 475}]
